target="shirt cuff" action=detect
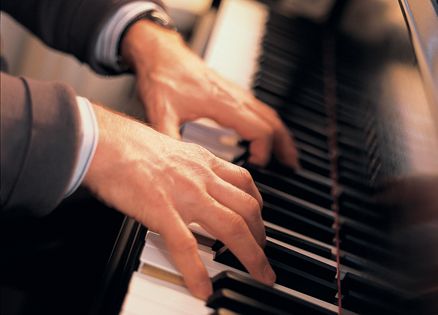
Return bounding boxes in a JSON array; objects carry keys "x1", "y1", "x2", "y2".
[
  {"x1": 94, "y1": 1, "x2": 165, "y2": 72},
  {"x1": 64, "y1": 97, "x2": 99, "y2": 197}
]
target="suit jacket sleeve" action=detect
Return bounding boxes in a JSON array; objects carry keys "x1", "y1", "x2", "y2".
[
  {"x1": 0, "y1": 0, "x2": 164, "y2": 73},
  {"x1": 1, "y1": 72, "x2": 81, "y2": 217}
]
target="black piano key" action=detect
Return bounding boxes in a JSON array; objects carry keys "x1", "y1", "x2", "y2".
[
  {"x1": 338, "y1": 149, "x2": 367, "y2": 167},
  {"x1": 286, "y1": 121, "x2": 330, "y2": 148},
  {"x1": 335, "y1": 114, "x2": 366, "y2": 130},
  {"x1": 265, "y1": 226, "x2": 333, "y2": 259},
  {"x1": 214, "y1": 240, "x2": 338, "y2": 282},
  {"x1": 338, "y1": 139, "x2": 367, "y2": 156},
  {"x1": 254, "y1": 87, "x2": 285, "y2": 109},
  {"x1": 283, "y1": 109, "x2": 328, "y2": 132},
  {"x1": 265, "y1": 241, "x2": 337, "y2": 281},
  {"x1": 262, "y1": 34, "x2": 308, "y2": 60},
  {"x1": 285, "y1": 103, "x2": 329, "y2": 122},
  {"x1": 342, "y1": 289, "x2": 401, "y2": 314},
  {"x1": 253, "y1": 79, "x2": 289, "y2": 100},
  {"x1": 255, "y1": 69, "x2": 291, "y2": 88},
  {"x1": 296, "y1": 141, "x2": 331, "y2": 161},
  {"x1": 280, "y1": 112, "x2": 328, "y2": 139},
  {"x1": 261, "y1": 48, "x2": 300, "y2": 69},
  {"x1": 340, "y1": 252, "x2": 372, "y2": 271},
  {"x1": 291, "y1": 133, "x2": 329, "y2": 154},
  {"x1": 299, "y1": 155, "x2": 331, "y2": 177},
  {"x1": 212, "y1": 271, "x2": 337, "y2": 315},
  {"x1": 264, "y1": 164, "x2": 333, "y2": 196},
  {"x1": 258, "y1": 55, "x2": 299, "y2": 79},
  {"x1": 341, "y1": 234, "x2": 393, "y2": 262},
  {"x1": 342, "y1": 273, "x2": 405, "y2": 314},
  {"x1": 259, "y1": 184, "x2": 334, "y2": 225},
  {"x1": 339, "y1": 171, "x2": 372, "y2": 192},
  {"x1": 338, "y1": 192, "x2": 375, "y2": 211},
  {"x1": 214, "y1": 249, "x2": 338, "y2": 303},
  {"x1": 296, "y1": 93, "x2": 328, "y2": 116},
  {"x1": 211, "y1": 240, "x2": 225, "y2": 252},
  {"x1": 340, "y1": 220, "x2": 389, "y2": 247},
  {"x1": 262, "y1": 202, "x2": 335, "y2": 244},
  {"x1": 338, "y1": 157, "x2": 369, "y2": 178},
  {"x1": 339, "y1": 202, "x2": 386, "y2": 227},
  {"x1": 282, "y1": 115, "x2": 329, "y2": 141},
  {"x1": 207, "y1": 289, "x2": 289, "y2": 315},
  {"x1": 271, "y1": 259, "x2": 338, "y2": 303},
  {"x1": 249, "y1": 168, "x2": 333, "y2": 209},
  {"x1": 261, "y1": 43, "x2": 301, "y2": 62},
  {"x1": 337, "y1": 126, "x2": 367, "y2": 142}
]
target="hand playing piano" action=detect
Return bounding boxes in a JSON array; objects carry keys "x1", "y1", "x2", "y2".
[
  {"x1": 84, "y1": 104, "x2": 276, "y2": 300},
  {"x1": 121, "y1": 20, "x2": 299, "y2": 169}
]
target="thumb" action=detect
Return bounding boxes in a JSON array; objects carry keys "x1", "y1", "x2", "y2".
[
  {"x1": 150, "y1": 106, "x2": 181, "y2": 139},
  {"x1": 145, "y1": 94, "x2": 182, "y2": 139},
  {"x1": 155, "y1": 116, "x2": 181, "y2": 139}
]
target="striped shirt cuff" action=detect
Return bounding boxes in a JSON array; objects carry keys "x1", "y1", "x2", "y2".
[
  {"x1": 65, "y1": 97, "x2": 99, "y2": 197},
  {"x1": 94, "y1": 1, "x2": 165, "y2": 72}
]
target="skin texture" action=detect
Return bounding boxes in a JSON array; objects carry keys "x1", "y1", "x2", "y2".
[
  {"x1": 84, "y1": 105, "x2": 275, "y2": 300},
  {"x1": 85, "y1": 19, "x2": 299, "y2": 300},
  {"x1": 121, "y1": 20, "x2": 299, "y2": 168}
]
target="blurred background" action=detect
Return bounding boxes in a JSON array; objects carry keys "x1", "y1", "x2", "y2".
[{"x1": 0, "y1": 0, "x2": 215, "y2": 119}]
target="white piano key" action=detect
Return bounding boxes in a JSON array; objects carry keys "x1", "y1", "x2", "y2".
[
  {"x1": 204, "y1": 0, "x2": 268, "y2": 90},
  {"x1": 121, "y1": 272, "x2": 211, "y2": 315},
  {"x1": 141, "y1": 232, "x2": 344, "y2": 314},
  {"x1": 141, "y1": 232, "x2": 243, "y2": 277}
]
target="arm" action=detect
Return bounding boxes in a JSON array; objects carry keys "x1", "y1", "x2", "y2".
[
  {"x1": 0, "y1": 0, "x2": 163, "y2": 72},
  {"x1": 1, "y1": 74, "x2": 275, "y2": 299},
  {"x1": 0, "y1": 72, "x2": 81, "y2": 216}
]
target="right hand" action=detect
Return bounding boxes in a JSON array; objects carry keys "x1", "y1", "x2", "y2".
[{"x1": 83, "y1": 104, "x2": 276, "y2": 300}]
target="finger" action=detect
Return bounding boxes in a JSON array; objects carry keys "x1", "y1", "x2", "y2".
[
  {"x1": 207, "y1": 106, "x2": 274, "y2": 166},
  {"x1": 211, "y1": 159, "x2": 263, "y2": 208},
  {"x1": 271, "y1": 119, "x2": 299, "y2": 169},
  {"x1": 207, "y1": 177, "x2": 266, "y2": 247},
  {"x1": 159, "y1": 210, "x2": 212, "y2": 300},
  {"x1": 198, "y1": 200, "x2": 276, "y2": 285},
  {"x1": 249, "y1": 98, "x2": 299, "y2": 168}
]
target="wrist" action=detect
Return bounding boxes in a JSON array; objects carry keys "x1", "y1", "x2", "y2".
[{"x1": 121, "y1": 19, "x2": 183, "y2": 74}]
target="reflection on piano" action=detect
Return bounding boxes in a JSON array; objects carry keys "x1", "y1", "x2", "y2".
[{"x1": 1, "y1": 0, "x2": 437, "y2": 314}]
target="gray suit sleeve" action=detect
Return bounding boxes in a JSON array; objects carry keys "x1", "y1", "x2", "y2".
[
  {"x1": 1, "y1": 72, "x2": 81, "y2": 217},
  {"x1": 0, "y1": 0, "x2": 164, "y2": 74}
]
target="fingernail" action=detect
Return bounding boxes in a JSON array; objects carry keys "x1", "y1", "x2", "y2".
[
  {"x1": 263, "y1": 264, "x2": 276, "y2": 285},
  {"x1": 193, "y1": 280, "x2": 213, "y2": 300}
]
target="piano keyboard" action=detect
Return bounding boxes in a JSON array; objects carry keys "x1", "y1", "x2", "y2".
[{"x1": 116, "y1": 1, "x2": 417, "y2": 314}]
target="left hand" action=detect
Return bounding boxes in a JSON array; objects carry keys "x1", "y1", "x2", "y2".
[{"x1": 121, "y1": 20, "x2": 299, "y2": 168}]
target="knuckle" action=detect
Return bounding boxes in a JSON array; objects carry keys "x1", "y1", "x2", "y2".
[
  {"x1": 263, "y1": 125, "x2": 275, "y2": 139},
  {"x1": 245, "y1": 195, "x2": 262, "y2": 218},
  {"x1": 227, "y1": 214, "x2": 247, "y2": 235},
  {"x1": 171, "y1": 236, "x2": 198, "y2": 254},
  {"x1": 239, "y1": 167, "x2": 254, "y2": 187}
]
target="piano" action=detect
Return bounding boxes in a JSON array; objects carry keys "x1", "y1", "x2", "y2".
[{"x1": 1, "y1": 0, "x2": 437, "y2": 314}]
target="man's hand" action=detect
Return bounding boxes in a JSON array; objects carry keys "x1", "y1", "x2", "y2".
[
  {"x1": 83, "y1": 104, "x2": 276, "y2": 300},
  {"x1": 121, "y1": 20, "x2": 299, "y2": 168}
]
